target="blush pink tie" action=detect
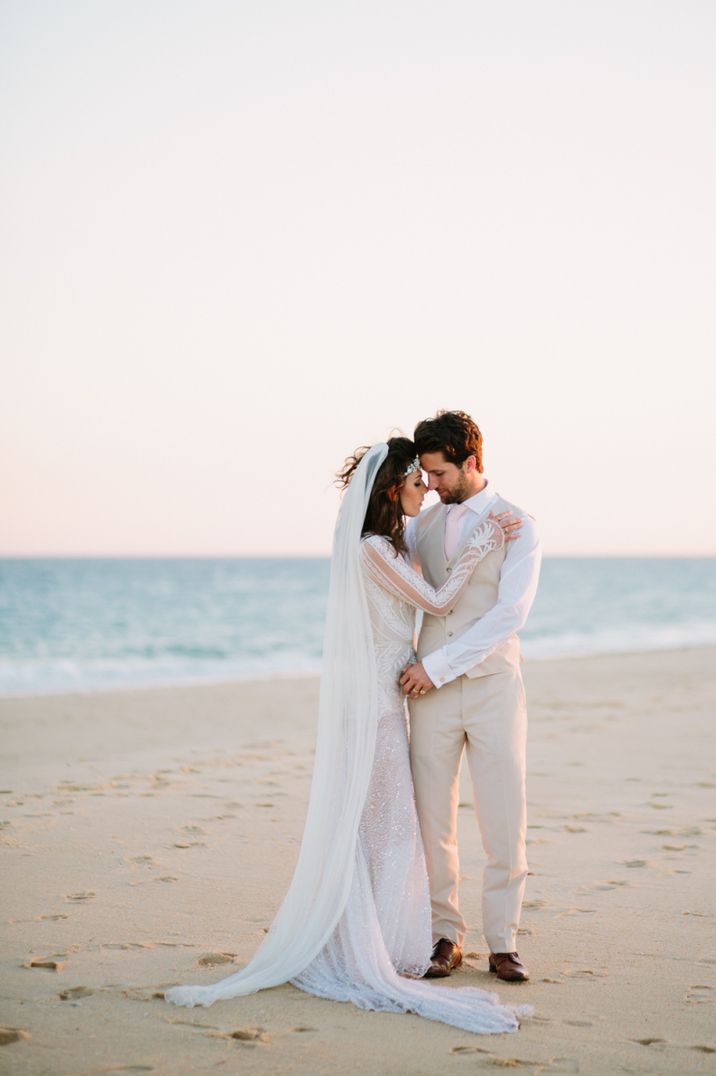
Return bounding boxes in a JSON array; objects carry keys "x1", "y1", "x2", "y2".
[{"x1": 444, "y1": 503, "x2": 470, "y2": 561}]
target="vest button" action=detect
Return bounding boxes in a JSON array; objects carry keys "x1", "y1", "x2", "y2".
[{"x1": 447, "y1": 631, "x2": 453, "y2": 637}]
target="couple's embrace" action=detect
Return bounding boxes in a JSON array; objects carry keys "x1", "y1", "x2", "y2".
[{"x1": 166, "y1": 410, "x2": 541, "y2": 1035}]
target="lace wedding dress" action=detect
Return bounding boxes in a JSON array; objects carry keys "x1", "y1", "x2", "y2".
[
  {"x1": 165, "y1": 445, "x2": 529, "y2": 1035},
  {"x1": 290, "y1": 524, "x2": 530, "y2": 1033}
]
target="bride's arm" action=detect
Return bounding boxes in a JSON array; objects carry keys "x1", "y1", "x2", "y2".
[{"x1": 361, "y1": 518, "x2": 508, "y2": 616}]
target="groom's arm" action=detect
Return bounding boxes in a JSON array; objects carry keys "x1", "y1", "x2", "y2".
[{"x1": 421, "y1": 515, "x2": 542, "y2": 688}]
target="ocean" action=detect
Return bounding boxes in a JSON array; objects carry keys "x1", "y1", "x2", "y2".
[{"x1": 1, "y1": 557, "x2": 715, "y2": 695}]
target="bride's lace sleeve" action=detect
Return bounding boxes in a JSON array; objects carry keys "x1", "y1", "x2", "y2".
[{"x1": 360, "y1": 521, "x2": 503, "y2": 615}]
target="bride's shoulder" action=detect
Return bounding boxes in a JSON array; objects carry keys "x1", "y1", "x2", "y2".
[
  {"x1": 362, "y1": 532, "x2": 387, "y2": 546},
  {"x1": 361, "y1": 533, "x2": 396, "y2": 556}
]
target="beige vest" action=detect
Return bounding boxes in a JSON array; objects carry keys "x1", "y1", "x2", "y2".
[{"x1": 415, "y1": 494, "x2": 522, "y2": 679}]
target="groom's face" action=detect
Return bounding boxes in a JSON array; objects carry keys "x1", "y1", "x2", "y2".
[{"x1": 420, "y1": 452, "x2": 471, "y2": 504}]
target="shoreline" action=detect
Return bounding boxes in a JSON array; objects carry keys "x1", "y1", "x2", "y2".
[
  {"x1": 1, "y1": 646, "x2": 715, "y2": 1074},
  {"x1": 3, "y1": 640, "x2": 716, "y2": 702}
]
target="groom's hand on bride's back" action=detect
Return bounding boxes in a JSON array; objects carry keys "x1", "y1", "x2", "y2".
[{"x1": 400, "y1": 662, "x2": 434, "y2": 698}]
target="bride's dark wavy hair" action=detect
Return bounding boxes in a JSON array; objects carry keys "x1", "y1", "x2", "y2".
[{"x1": 336, "y1": 436, "x2": 417, "y2": 556}]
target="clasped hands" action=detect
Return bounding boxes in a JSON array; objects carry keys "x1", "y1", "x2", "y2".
[{"x1": 399, "y1": 662, "x2": 434, "y2": 699}]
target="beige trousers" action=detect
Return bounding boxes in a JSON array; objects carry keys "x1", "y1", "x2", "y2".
[{"x1": 409, "y1": 668, "x2": 528, "y2": 954}]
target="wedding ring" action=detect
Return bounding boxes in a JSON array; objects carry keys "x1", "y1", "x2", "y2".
[{"x1": 419, "y1": 689, "x2": 426, "y2": 695}]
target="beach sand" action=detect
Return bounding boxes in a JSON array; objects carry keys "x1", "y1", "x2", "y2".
[{"x1": 1, "y1": 648, "x2": 715, "y2": 1075}]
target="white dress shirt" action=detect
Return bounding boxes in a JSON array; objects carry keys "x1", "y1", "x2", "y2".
[{"x1": 405, "y1": 480, "x2": 542, "y2": 688}]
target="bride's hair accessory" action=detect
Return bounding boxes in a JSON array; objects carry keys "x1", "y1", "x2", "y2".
[{"x1": 403, "y1": 457, "x2": 421, "y2": 477}]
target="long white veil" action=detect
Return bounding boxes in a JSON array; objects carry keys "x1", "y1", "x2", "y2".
[{"x1": 165, "y1": 443, "x2": 389, "y2": 1006}]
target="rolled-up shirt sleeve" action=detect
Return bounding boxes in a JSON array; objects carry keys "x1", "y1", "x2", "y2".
[{"x1": 421, "y1": 515, "x2": 542, "y2": 687}]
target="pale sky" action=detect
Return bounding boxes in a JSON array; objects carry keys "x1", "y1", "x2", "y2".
[{"x1": 2, "y1": 1, "x2": 714, "y2": 556}]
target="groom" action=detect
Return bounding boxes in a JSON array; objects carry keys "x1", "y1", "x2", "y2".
[{"x1": 401, "y1": 410, "x2": 541, "y2": 983}]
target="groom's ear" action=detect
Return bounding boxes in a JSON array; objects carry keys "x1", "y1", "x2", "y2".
[{"x1": 463, "y1": 454, "x2": 477, "y2": 473}]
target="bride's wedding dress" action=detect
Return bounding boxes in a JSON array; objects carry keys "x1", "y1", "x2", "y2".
[{"x1": 165, "y1": 445, "x2": 529, "y2": 1034}]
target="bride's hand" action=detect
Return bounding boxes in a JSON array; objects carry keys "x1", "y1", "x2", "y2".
[{"x1": 488, "y1": 511, "x2": 522, "y2": 545}]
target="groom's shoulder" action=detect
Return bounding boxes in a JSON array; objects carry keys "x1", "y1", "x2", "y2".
[
  {"x1": 495, "y1": 492, "x2": 527, "y2": 516},
  {"x1": 493, "y1": 492, "x2": 534, "y2": 520}
]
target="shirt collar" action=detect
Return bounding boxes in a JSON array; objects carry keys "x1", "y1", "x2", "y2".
[{"x1": 458, "y1": 479, "x2": 496, "y2": 516}]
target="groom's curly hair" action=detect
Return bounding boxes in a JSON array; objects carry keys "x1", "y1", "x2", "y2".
[
  {"x1": 413, "y1": 410, "x2": 484, "y2": 472},
  {"x1": 336, "y1": 436, "x2": 417, "y2": 555}
]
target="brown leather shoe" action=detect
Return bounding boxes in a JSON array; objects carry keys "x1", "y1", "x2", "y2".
[
  {"x1": 424, "y1": 938, "x2": 462, "y2": 978},
  {"x1": 489, "y1": 952, "x2": 529, "y2": 982}
]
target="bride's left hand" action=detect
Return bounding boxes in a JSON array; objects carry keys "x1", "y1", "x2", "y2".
[
  {"x1": 489, "y1": 511, "x2": 522, "y2": 543},
  {"x1": 399, "y1": 662, "x2": 434, "y2": 698}
]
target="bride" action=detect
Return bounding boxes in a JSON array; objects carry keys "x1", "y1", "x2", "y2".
[{"x1": 165, "y1": 438, "x2": 530, "y2": 1034}]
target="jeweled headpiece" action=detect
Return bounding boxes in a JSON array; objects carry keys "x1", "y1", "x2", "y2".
[{"x1": 404, "y1": 457, "x2": 421, "y2": 477}]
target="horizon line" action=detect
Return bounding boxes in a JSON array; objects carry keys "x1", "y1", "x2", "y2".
[{"x1": 1, "y1": 551, "x2": 715, "y2": 560}]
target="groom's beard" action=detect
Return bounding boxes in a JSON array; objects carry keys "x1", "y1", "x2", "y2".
[{"x1": 440, "y1": 471, "x2": 471, "y2": 505}]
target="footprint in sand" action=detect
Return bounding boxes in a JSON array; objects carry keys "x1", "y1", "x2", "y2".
[
  {"x1": 557, "y1": 908, "x2": 596, "y2": 918},
  {"x1": 291, "y1": 1027, "x2": 317, "y2": 1033},
  {"x1": 25, "y1": 956, "x2": 66, "y2": 971},
  {"x1": 686, "y1": 985, "x2": 713, "y2": 1004},
  {"x1": 0, "y1": 1027, "x2": 31, "y2": 1045},
  {"x1": 524, "y1": 900, "x2": 547, "y2": 910},
  {"x1": 154, "y1": 876, "x2": 178, "y2": 884},
  {"x1": 622, "y1": 859, "x2": 648, "y2": 868},
  {"x1": 563, "y1": 825, "x2": 588, "y2": 833},
  {"x1": 562, "y1": 967, "x2": 608, "y2": 979},
  {"x1": 66, "y1": 891, "x2": 96, "y2": 902},
  {"x1": 452, "y1": 1048, "x2": 579, "y2": 1072},
  {"x1": 181, "y1": 825, "x2": 206, "y2": 835},
  {"x1": 103, "y1": 943, "x2": 154, "y2": 951},
  {"x1": 95, "y1": 1067, "x2": 154, "y2": 1073},
  {"x1": 585, "y1": 880, "x2": 630, "y2": 892},
  {"x1": 197, "y1": 953, "x2": 236, "y2": 967},
  {"x1": 122, "y1": 988, "x2": 163, "y2": 1002},
  {"x1": 643, "y1": 826, "x2": 702, "y2": 837},
  {"x1": 229, "y1": 1028, "x2": 268, "y2": 1043},
  {"x1": 633, "y1": 1037, "x2": 667, "y2": 1046},
  {"x1": 59, "y1": 986, "x2": 93, "y2": 1000},
  {"x1": 173, "y1": 841, "x2": 206, "y2": 849},
  {"x1": 206, "y1": 1028, "x2": 268, "y2": 1045}
]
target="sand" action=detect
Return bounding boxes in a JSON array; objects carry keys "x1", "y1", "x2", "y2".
[{"x1": 1, "y1": 648, "x2": 715, "y2": 1075}]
